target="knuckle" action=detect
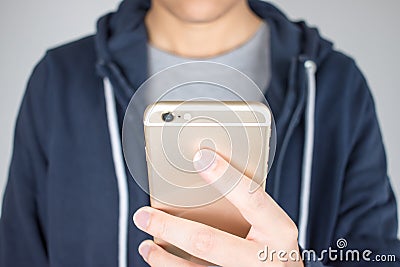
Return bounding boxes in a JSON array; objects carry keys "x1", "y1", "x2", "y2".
[
  {"x1": 286, "y1": 221, "x2": 299, "y2": 240},
  {"x1": 189, "y1": 228, "x2": 215, "y2": 256},
  {"x1": 158, "y1": 219, "x2": 168, "y2": 240},
  {"x1": 248, "y1": 190, "x2": 267, "y2": 210},
  {"x1": 147, "y1": 245, "x2": 171, "y2": 267},
  {"x1": 149, "y1": 215, "x2": 169, "y2": 240},
  {"x1": 145, "y1": 246, "x2": 156, "y2": 265}
]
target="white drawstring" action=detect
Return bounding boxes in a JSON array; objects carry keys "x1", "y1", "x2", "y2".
[
  {"x1": 298, "y1": 60, "x2": 317, "y2": 249},
  {"x1": 104, "y1": 78, "x2": 129, "y2": 267}
]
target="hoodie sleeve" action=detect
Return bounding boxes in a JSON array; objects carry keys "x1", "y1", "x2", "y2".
[
  {"x1": 330, "y1": 63, "x2": 400, "y2": 266},
  {"x1": 0, "y1": 56, "x2": 50, "y2": 266}
]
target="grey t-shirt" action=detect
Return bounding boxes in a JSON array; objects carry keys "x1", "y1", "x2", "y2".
[{"x1": 146, "y1": 22, "x2": 271, "y2": 100}]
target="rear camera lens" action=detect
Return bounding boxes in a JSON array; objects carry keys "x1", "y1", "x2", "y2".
[{"x1": 162, "y1": 112, "x2": 174, "y2": 122}]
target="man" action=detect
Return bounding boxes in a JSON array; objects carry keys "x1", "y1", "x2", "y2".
[{"x1": 1, "y1": 0, "x2": 399, "y2": 266}]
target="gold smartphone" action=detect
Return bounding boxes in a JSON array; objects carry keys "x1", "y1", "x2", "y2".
[{"x1": 143, "y1": 101, "x2": 271, "y2": 265}]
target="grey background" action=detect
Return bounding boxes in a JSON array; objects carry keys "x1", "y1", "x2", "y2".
[{"x1": 1, "y1": 0, "x2": 399, "y2": 232}]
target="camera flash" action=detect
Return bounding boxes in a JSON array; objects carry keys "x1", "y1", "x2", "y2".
[{"x1": 183, "y1": 113, "x2": 191, "y2": 120}]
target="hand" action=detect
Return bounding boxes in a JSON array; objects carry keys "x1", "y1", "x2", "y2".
[{"x1": 133, "y1": 149, "x2": 304, "y2": 267}]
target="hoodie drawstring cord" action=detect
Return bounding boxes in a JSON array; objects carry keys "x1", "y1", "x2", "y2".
[
  {"x1": 104, "y1": 77, "x2": 129, "y2": 267},
  {"x1": 298, "y1": 60, "x2": 317, "y2": 248}
]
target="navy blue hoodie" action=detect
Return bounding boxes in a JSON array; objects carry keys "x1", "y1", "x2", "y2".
[{"x1": 1, "y1": 0, "x2": 399, "y2": 266}]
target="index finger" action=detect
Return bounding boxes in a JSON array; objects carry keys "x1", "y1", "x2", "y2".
[{"x1": 133, "y1": 206, "x2": 259, "y2": 267}]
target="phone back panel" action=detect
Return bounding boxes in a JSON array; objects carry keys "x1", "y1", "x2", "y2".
[{"x1": 143, "y1": 101, "x2": 271, "y2": 264}]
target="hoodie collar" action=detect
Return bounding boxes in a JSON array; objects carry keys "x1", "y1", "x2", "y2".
[{"x1": 95, "y1": 0, "x2": 331, "y2": 111}]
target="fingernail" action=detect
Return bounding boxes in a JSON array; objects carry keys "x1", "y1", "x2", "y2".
[
  {"x1": 133, "y1": 209, "x2": 150, "y2": 230},
  {"x1": 138, "y1": 242, "x2": 151, "y2": 260},
  {"x1": 193, "y1": 149, "x2": 217, "y2": 173}
]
